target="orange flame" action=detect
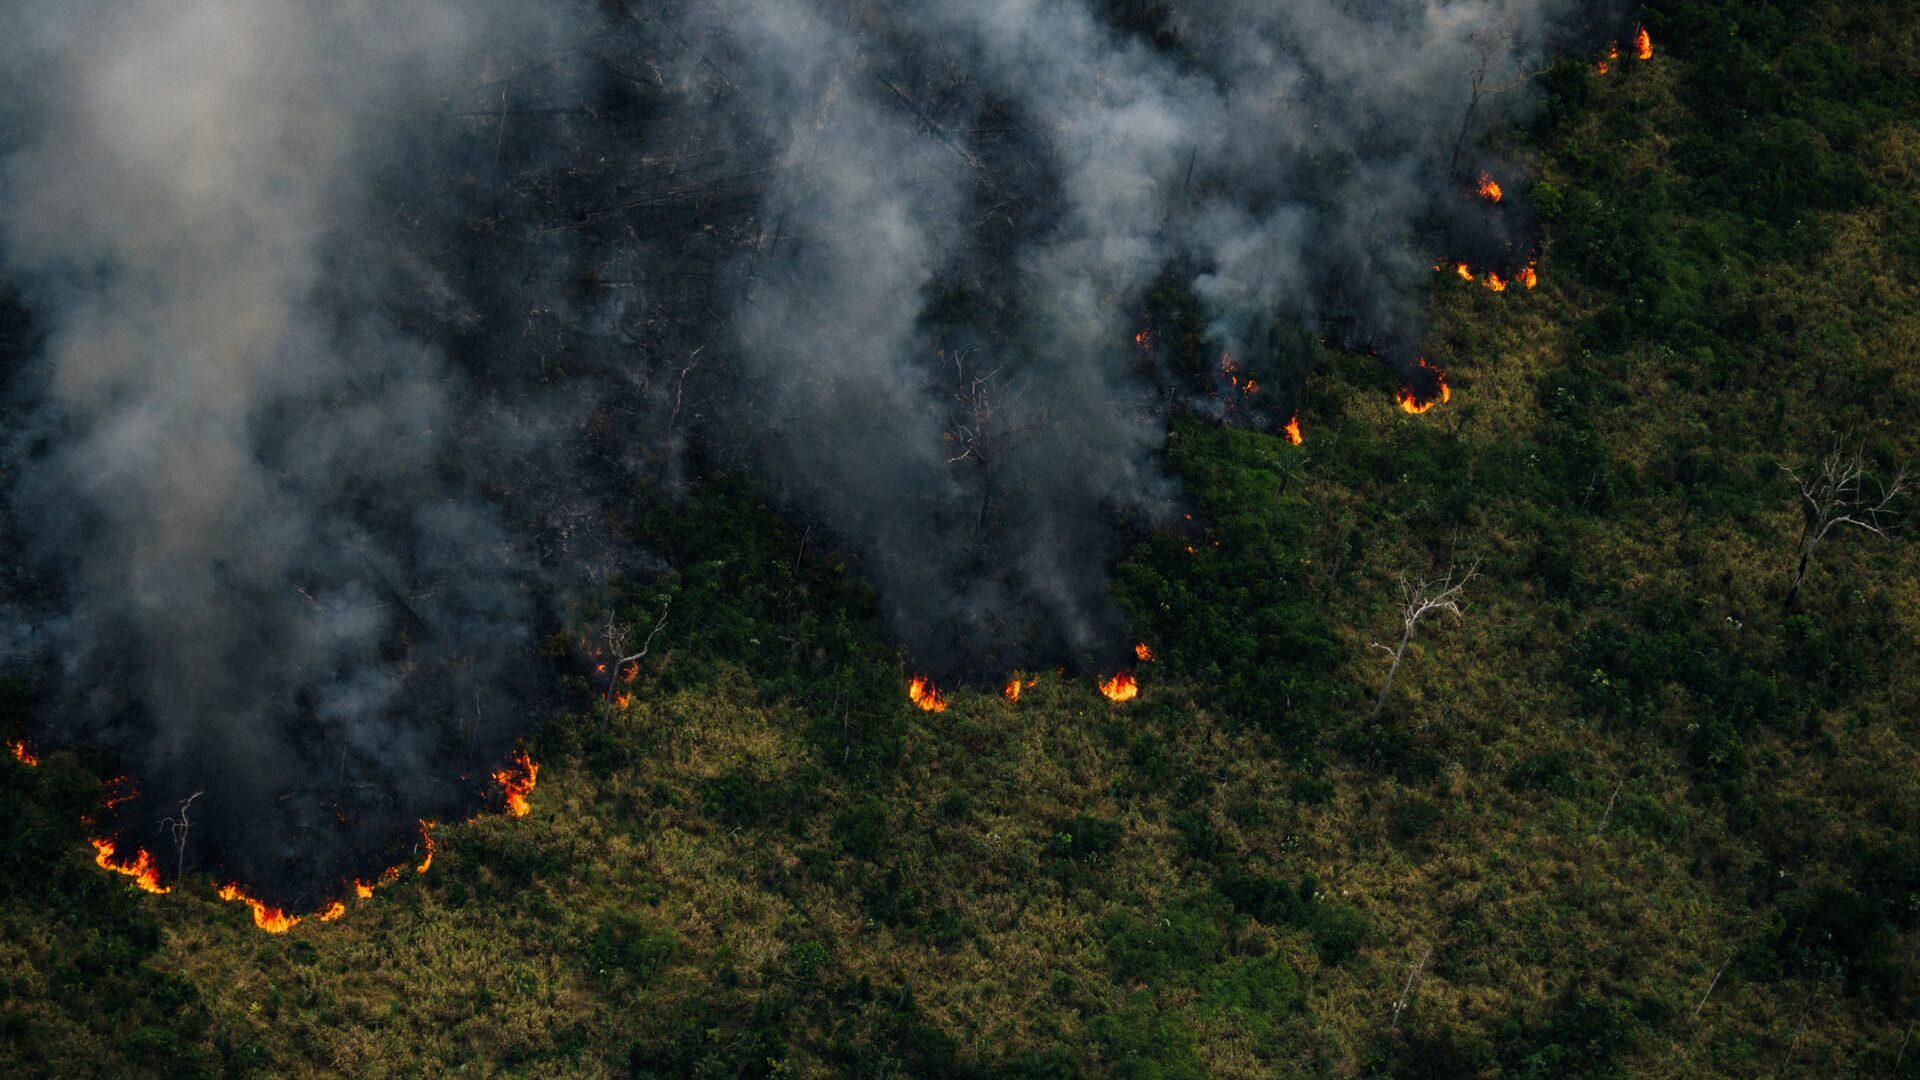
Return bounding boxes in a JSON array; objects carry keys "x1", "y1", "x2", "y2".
[
  {"x1": 1454, "y1": 262, "x2": 1473, "y2": 281},
  {"x1": 1596, "y1": 40, "x2": 1619, "y2": 74},
  {"x1": 8, "y1": 739, "x2": 37, "y2": 767},
  {"x1": 1394, "y1": 359, "x2": 1451, "y2": 414},
  {"x1": 1003, "y1": 678, "x2": 1021, "y2": 702},
  {"x1": 1282, "y1": 413, "x2": 1303, "y2": 445},
  {"x1": 91, "y1": 837, "x2": 171, "y2": 894},
  {"x1": 1517, "y1": 263, "x2": 1538, "y2": 290},
  {"x1": 317, "y1": 901, "x2": 347, "y2": 922},
  {"x1": 1134, "y1": 328, "x2": 1152, "y2": 350},
  {"x1": 492, "y1": 751, "x2": 538, "y2": 817},
  {"x1": 1634, "y1": 28, "x2": 1652, "y2": 61},
  {"x1": 907, "y1": 675, "x2": 949, "y2": 713},
  {"x1": 1483, "y1": 271, "x2": 1508, "y2": 293},
  {"x1": 1476, "y1": 173, "x2": 1503, "y2": 202},
  {"x1": 217, "y1": 882, "x2": 299, "y2": 933},
  {"x1": 1098, "y1": 672, "x2": 1139, "y2": 703},
  {"x1": 1135, "y1": 642, "x2": 1155, "y2": 662},
  {"x1": 613, "y1": 692, "x2": 633, "y2": 709},
  {"x1": 415, "y1": 819, "x2": 436, "y2": 873}
]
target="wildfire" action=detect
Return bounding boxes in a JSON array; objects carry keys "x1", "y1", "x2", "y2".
[
  {"x1": 318, "y1": 901, "x2": 347, "y2": 922},
  {"x1": 8, "y1": 738, "x2": 37, "y2": 767},
  {"x1": 1596, "y1": 40, "x2": 1619, "y2": 74},
  {"x1": 1282, "y1": 413, "x2": 1303, "y2": 445},
  {"x1": 355, "y1": 864, "x2": 401, "y2": 899},
  {"x1": 1003, "y1": 678, "x2": 1021, "y2": 702},
  {"x1": 492, "y1": 751, "x2": 539, "y2": 817},
  {"x1": 1476, "y1": 173, "x2": 1503, "y2": 202},
  {"x1": 1098, "y1": 672, "x2": 1139, "y2": 703},
  {"x1": 1135, "y1": 642, "x2": 1155, "y2": 662},
  {"x1": 416, "y1": 819, "x2": 436, "y2": 873},
  {"x1": 907, "y1": 674, "x2": 949, "y2": 713},
  {"x1": 1394, "y1": 359, "x2": 1451, "y2": 415},
  {"x1": 1454, "y1": 262, "x2": 1473, "y2": 281},
  {"x1": 1517, "y1": 263, "x2": 1538, "y2": 290},
  {"x1": 1484, "y1": 271, "x2": 1508, "y2": 293},
  {"x1": 91, "y1": 837, "x2": 171, "y2": 894},
  {"x1": 1634, "y1": 27, "x2": 1652, "y2": 61},
  {"x1": 216, "y1": 882, "x2": 300, "y2": 934},
  {"x1": 1134, "y1": 328, "x2": 1152, "y2": 350}
]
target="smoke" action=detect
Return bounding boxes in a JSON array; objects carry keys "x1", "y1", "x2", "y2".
[{"x1": 0, "y1": 0, "x2": 1606, "y2": 901}]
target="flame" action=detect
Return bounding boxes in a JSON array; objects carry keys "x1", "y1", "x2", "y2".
[
  {"x1": 1098, "y1": 672, "x2": 1139, "y2": 703},
  {"x1": 1596, "y1": 40, "x2": 1619, "y2": 74},
  {"x1": 1394, "y1": 359, "x2": 1451, "y2": 414},
  {"x1": 1454, "y1": 262, "x2": 1473, "y2": 281},
  {"x1": 415, "y1": 819, "x2": 436, "y2": 873},
  {"x1": 492, "y1": 751, "x2": 539, "y2": 817},
  {"x1": 1634, "y1": 27, "x2": 1652, "y2": 61},
  {"x1": 1517, "y1": 263, "x2": 1538, "y2": 290},
  {"x1": 1483, "y1": 271, "x2": 1508, "y2": 293},
  {"x1": 1134, "y1": 328, "x2": 1151, "y2": 350},
  {"x1": 1134, "y1": 642, "x2": 1155, "y2": 662},
  {"x1": 1003, "y1": 678, "x2": 1021, "y2": 702},
  {"x1": 620, "y1": 661, "x2": 638, "y2": 682},
  {"x1": 317, "y1": 901, "x2": 347, "y2": 922},
  {"x1": 1242, "y1": 378, "x2": 1258, "y2": 394},
  {"x1": 613, "y1": 692, "x2": 633, "y2": 709},
  {"x1": 91, "y1": 837, "x2": 171, "y2": 894},
  {"x1": 907, "y1": 675, "x2": 949, "y2": 713},
  {"x1": 217, "y1": 883, "x2": 299, "y2": 933},
  {"x1": 355, "y1": 864, "x2": 401, "y2": 899},
  {"x1": 8, "y1": 739, "x2": 37, "y2": 767},
  {"x1": 1282, "y1": 413, "x2": 1303, "y2": 445},
  {"x1": 1476, "y1": 173, "x2": 1502, "y2": 202}
]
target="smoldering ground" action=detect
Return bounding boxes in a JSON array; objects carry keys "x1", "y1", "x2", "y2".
[{"x1": 0, "y1": 0, "x2": 1611, "y2": 903}]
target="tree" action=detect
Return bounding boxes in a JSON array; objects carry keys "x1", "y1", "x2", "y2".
[
  {"x1": 1780, "y1": 445, "x2": 1910, "y2": 609},
  {"x1": 1447, "y1": 22, "x2": 1526, "y2": 181},
  {"x1": 1370, "y1": 561, "x2": 1479, "y2": 722},
  {"x1": 943, "y1": 355, "x2": 1052, "y2": 546}
]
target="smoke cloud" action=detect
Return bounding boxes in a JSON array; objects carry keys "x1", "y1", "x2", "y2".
[{"x1": 0, "y1": 0, "x2": 1605, "y2": 901}]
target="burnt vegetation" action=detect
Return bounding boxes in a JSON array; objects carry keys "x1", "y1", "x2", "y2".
[{"x1": 1, "y1": 0, "x2": 1919, "y2": 1078}]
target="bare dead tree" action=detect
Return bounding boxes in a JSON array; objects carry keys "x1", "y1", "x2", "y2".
[
  {"x1": 1447, "y1": 21, "x2": 1527, "y2": 180},
  {"x1": 1390, "y1": 944, "x2": 1432, "y2": 1030},
  {"x1": 1780, "y1": 444, "x2": 1910, "y2": 609},
  {"x1": 603, "y1": 596, "x2": 672, "y2": 704},
  {"x1": 944, "y1": 355, "x2": 1053, "y2": 545},
  {"x1": 1370, "y1": 561, "x2": 1480, "y2": 722},
  {"x1": 162, "y1": 791, "x2": 203, "y2": 884}
]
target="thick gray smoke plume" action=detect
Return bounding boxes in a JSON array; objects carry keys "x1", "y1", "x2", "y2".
[{"x1": 0, "y1": 0, "x2": 1603, "y2": 901}]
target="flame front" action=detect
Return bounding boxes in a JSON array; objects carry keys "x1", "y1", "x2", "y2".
[
  {"x1": 907, "y1": 675, "x2": 949, "y2": 713},
  {"x1": 1476, "y1": 173, "x2": 1502, "y2": 202},
  {"x1": 1634, "y1": 27, "x2": 1652, "y2": 61},
  {"x1": 1517, "y1": 263, "x2": 1538, "y2": 290},
  {"x1": 91, "y1": 837, "x2": 171, "y2": 894},
  {"x1": 493, "y1": 751, "x2": 539, "y2": 817},
  {"x1": 1282, "y1": 413, "x2": 1303, "y2": 446},
  {"x1": 317, "y1": 901, "x2": 347, "y2": 922},
  {"x1": 8, "y1": 739, "x2": 37, "y2": 767},
  {"x1": 1454, "y1": 262, "x2": 1473, "y2": 281},
  {"x1": 1134, "y1": 642, "x2": 1154, "y2": 662},
  {"x1": 1098, "y1": 672, "x2": 1139, "y2": 703},
  {"x1": 1395, "y1": 359, "x2": 1451, "y2": 414},
  {"x1": 217, "y1": 883, "x2": 299, "y2": 933},
  {"x1": 1484, "y1": 271, "x2": 1508, "y2": 293}
]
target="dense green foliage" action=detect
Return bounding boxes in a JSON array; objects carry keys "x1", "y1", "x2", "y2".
[{"x1": 4, "y1": 2, "x2": 1919, "y2": 1076}]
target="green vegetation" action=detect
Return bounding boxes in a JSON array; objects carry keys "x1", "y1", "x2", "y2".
[{"x1": 4, "y1": 1, "x2": 1919, "y2": 1076}]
